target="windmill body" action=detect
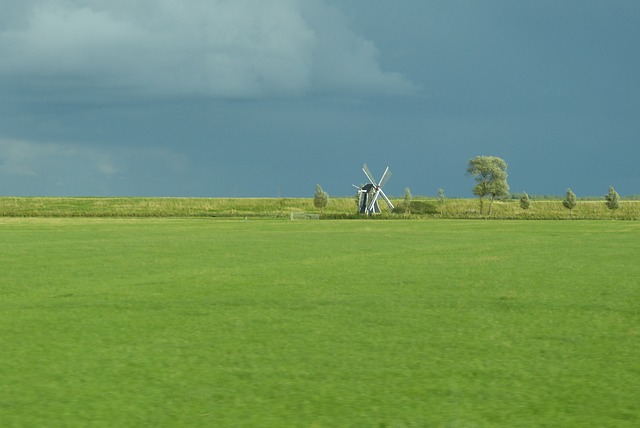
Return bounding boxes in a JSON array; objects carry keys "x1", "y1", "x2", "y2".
[{"x1": 356, "y1": 164, "x2": 395, "y2": 215}]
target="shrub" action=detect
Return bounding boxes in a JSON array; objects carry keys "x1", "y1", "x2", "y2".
[
  {"x1": 563, "y1": 189, "x2": 577, "y2": 216},
  {"x1": 408, "y1": 201, "x2": 438, "y2": 215},
  {"x1": 313, "y1": 184, "x2": 329, "y2": 213},
  {"x1": 605, "y1": 186, "x2": 620, "y2": 211}
]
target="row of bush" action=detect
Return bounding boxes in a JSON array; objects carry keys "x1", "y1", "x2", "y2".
[{"x1": 509, "y1": 193, "x2": 640, "y2": 201}]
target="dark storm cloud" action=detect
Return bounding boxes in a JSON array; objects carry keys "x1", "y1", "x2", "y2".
[
  {"x1": 0, "y1": 0, "x2": 638, "y2": 197},
  {"x1": 0, "y1": 0, "x2": 418, "y2": 196},
  {"x1": 0, "y1": 0, "x2": 416, "y2": 100}
]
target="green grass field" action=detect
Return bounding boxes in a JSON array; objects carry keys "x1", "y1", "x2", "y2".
[{"x1": 1, "y1": 219, "x2": 639, "y2": 426}]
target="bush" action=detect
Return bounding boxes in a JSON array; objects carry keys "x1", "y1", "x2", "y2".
[
  {"x1": 605, "y1": 186, "x2": 620, "y2": 211},
  {"x1": 563, "y1": 189, "x2": 577, "y2": 215},
  {"x1": 519, "y1": 192, "x2": 531, "y2": 210},
  {"x1": 408, "y1": 201, "x2": 438, "y2": 215}
]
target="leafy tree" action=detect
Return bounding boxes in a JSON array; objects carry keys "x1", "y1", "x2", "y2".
[
  {"x1": 519, "y1": 192, "x2": 531, "y2": 210},
  {"x1": 466, "y1": 156, "x2": 510, "y2": 214},
  {"x1": 313, "y1": 184, "x2": 329, "y2": 213},
  {"x1": 562, "y1": 188, "x2": 577, "y2": 215},
  {"x1": 605, "y1": 186, "x2": 620, "y2": 212},
  {"x1": 437, "y1": 188, "x2": 446, "y2": 204},
  {"x1": 403, "y1": 187, "x2": 413, "y2": 214}
]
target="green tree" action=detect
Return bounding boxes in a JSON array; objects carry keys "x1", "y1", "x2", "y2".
[
  {"x1": 402, "y1": 187, "x2": 413, "y2": 214},
  {"x1": 466, "y1": 156, "x2": 510, "y2": 214},
  {"x1": 519, "y1": 192, "x2": 531, "y2": 210},
  {"x1": 605, "y1": 186, "x2": 620, "y2": 213},
  {"x1": 313, "y1": 184, "x2": 329, "y2": 213},
  {"x1": 562, "y1": 188, "x2": 577, "y2": 216},
  {"x1": 437, "y1": 188, "x2": 446, "y2": 205}
]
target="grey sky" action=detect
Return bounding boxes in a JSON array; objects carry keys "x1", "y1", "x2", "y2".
[{"x1": 1, "y1": 0, "x2": 638, "y2": 197}]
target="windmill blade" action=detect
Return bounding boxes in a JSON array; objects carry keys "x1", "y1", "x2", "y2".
[
  {"x1": 367, "y1": 189, "x2": 381, "y2": 213},
  {"x1": 362, "y1": 163, "x2": 377, "y2": 184},
  {"x1": 379, "y1": 189, "x2": 395, "y2": 210},
  {"x1": 378, "y1": 167, "x2": 392, "y2": 188},
  {"x1": 352, "y1": 184, "x2": 361, "y2": 190}
]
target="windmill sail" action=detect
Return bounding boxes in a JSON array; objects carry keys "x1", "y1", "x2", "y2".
[
  {"x1": 379, "y1": 190, "x2": 394, "y2": 210},
  {"x1": 378, "y1": 167, "x2": 392, "y2": 188},
  {"x1": 362, "y1": 164, "x2": 376, "y2": 185}
]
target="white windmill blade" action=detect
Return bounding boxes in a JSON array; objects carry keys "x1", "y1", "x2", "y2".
[
  {"x1": 362, "y1": 163, "x2": 377, "y2": 184},
  {"x1": 367, "y1": 189, "x2": 381, "y2": 213},
  {"x1": 378, "y1": 167, "x2": 392, "y2": 188},
  {"x1": 352, "y1": 184, "x2": 361, "y2": 190},
  {"x1": 379, "y1": 189, "x2": 395, "y2": 210}
]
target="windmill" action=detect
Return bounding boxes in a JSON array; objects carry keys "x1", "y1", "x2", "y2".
[{"x1": 354, "y1": 164, "x2": 395, "y2": 215}]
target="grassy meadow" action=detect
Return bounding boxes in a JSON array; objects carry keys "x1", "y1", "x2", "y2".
[
  {"x1": 1, "y1": 218, "x2": 639, "y2": 426},
  {"x1": 1, "y1": 196, "x2": 639, "y2": 219}
]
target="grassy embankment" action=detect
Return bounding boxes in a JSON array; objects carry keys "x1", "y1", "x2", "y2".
[
  {"x1": 1, "y1": 219, "x2": 639, "y2": 426},
  {"x1": 1, "y1": 196, "x2": 639, "y2": 219}
]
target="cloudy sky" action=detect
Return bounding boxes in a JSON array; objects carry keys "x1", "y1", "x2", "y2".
[{"x1": 1, "y1": 0, "x2": 638, "y2": 197}]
